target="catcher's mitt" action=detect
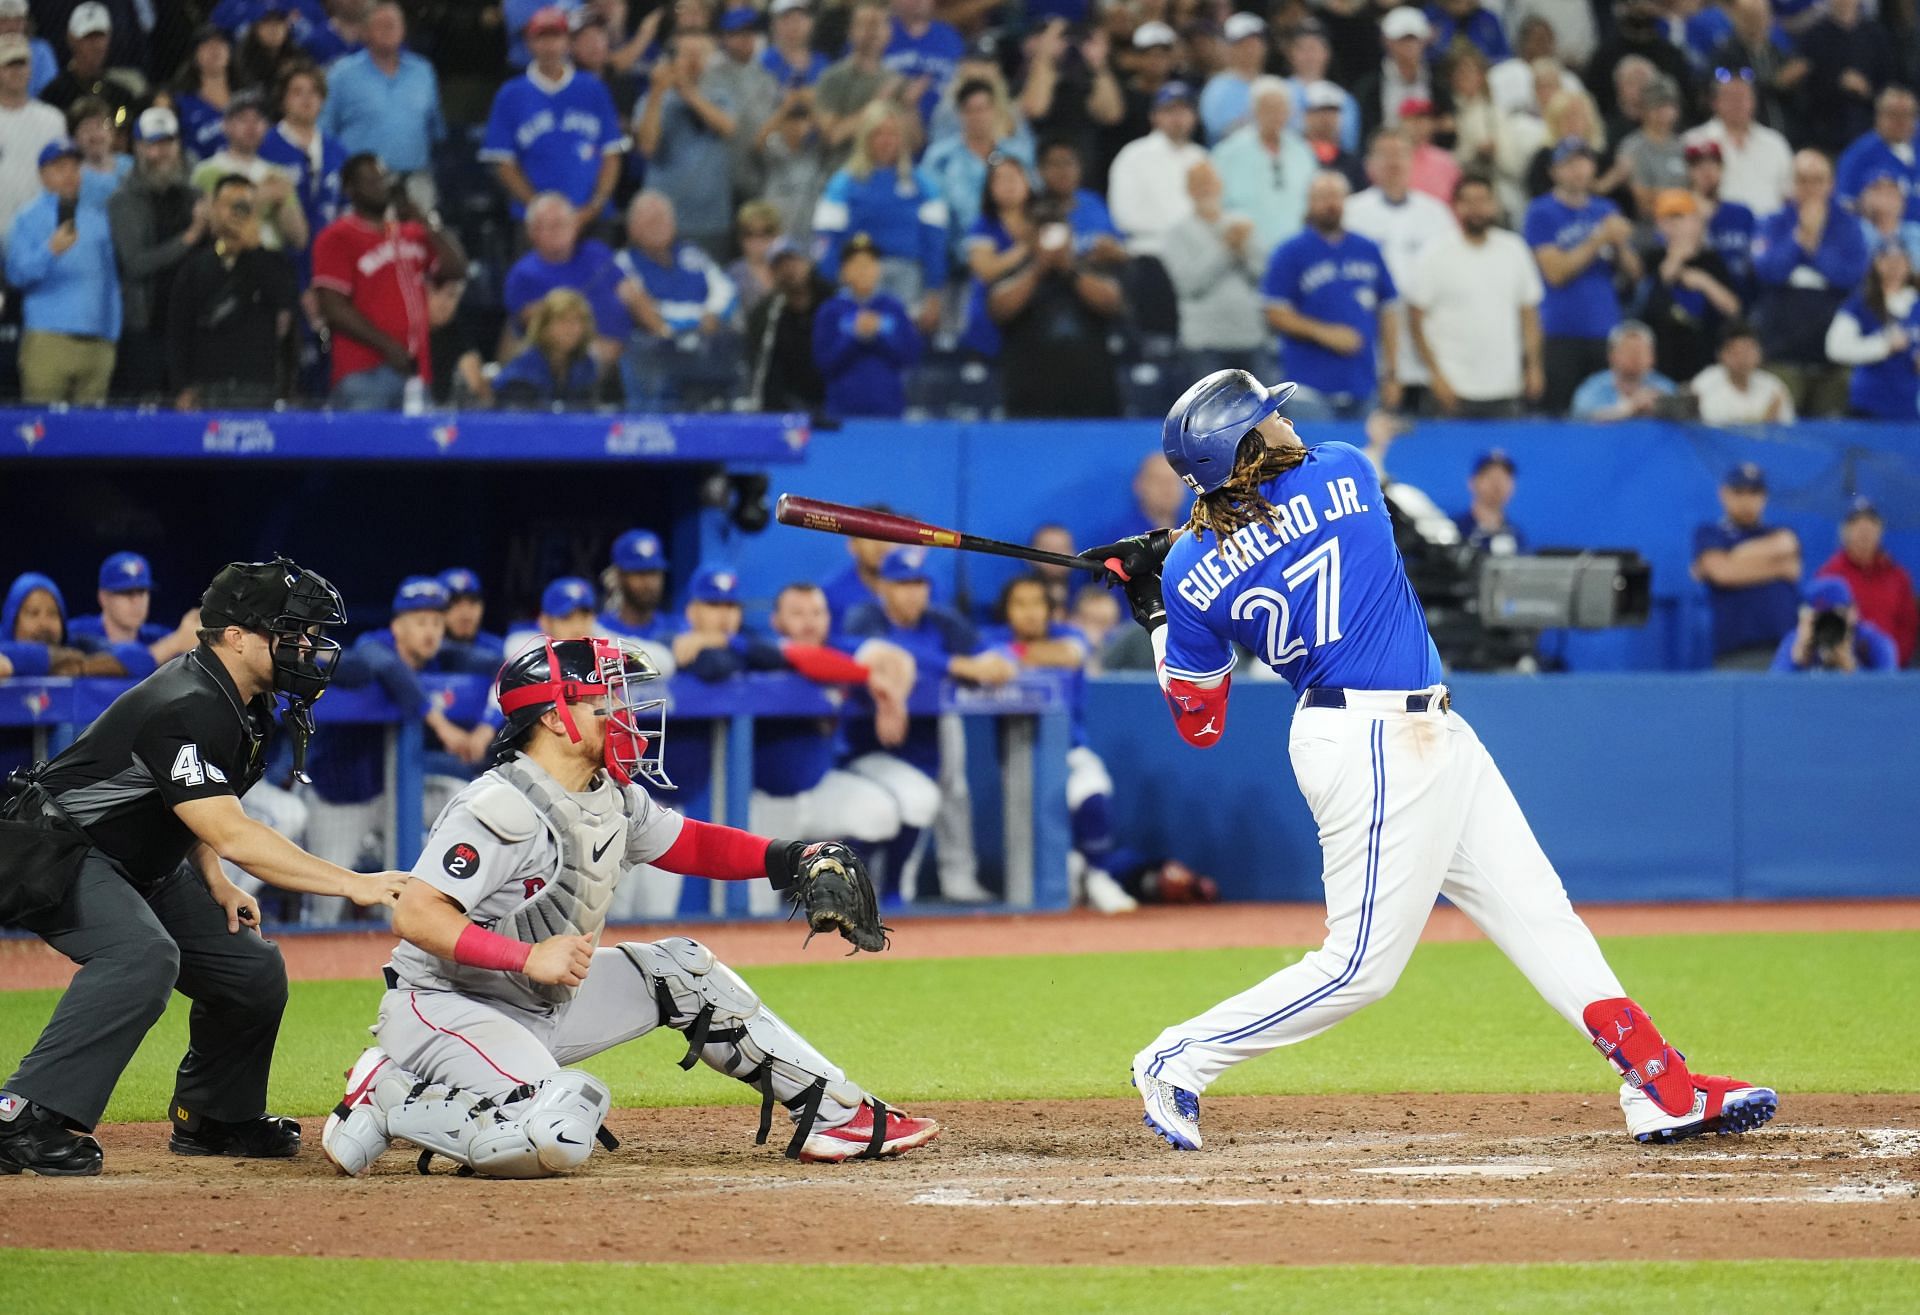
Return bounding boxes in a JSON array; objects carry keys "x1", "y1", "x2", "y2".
[{"x1": 783, "y1": 841, "x2": 888, "y2": 953}]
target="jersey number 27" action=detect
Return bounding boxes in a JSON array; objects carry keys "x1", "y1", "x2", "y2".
[{"x1": 1229, "y1": 538, "x2": 1344, "y2": 666}]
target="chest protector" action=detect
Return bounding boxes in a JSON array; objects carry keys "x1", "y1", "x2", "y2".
[{"x1": 480, "y1": 759, "x2": 639, "y2": 1006}]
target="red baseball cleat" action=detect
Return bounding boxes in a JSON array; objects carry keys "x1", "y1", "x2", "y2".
[{"x1": 798, "y1": 1102, "x2": 941, "y2": 1163}]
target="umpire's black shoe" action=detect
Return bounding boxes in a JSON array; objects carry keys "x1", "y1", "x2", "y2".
[
  {"x1": 168, "y1": 1111, "x2": 302, "y2": 1159},
  {"x1": 0, "y1": 1098, "x2": 104, "y2": 1177}
]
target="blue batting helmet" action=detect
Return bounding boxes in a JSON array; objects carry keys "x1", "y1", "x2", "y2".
[{"x1": 1161, "y1": 371, "x2": 1297, "y2": 495}]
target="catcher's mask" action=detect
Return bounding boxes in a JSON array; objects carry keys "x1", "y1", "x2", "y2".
[
  {"x1": 199, "y1": 556, "x2": 348, "y2": 781},
  {"x1": 494, "y1": 636, "x2": 671, "y2": 789}
]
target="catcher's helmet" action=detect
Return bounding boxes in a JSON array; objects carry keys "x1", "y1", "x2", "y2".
[
  {"x1": 1161, "y1": 370, "x2": 1297, "y2": 495},
  {"x1": 493, "y1": 637, "x2": 671, "y2": 788}
]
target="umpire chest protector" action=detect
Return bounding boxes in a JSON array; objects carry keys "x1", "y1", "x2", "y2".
[{"x1": 463, "y1": 758, "x2": 638, "y2": 1006}]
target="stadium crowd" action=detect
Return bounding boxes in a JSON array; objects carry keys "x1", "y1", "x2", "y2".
[{"x1": 0, "y1": 0, "x2": 1915, "y2": 420}]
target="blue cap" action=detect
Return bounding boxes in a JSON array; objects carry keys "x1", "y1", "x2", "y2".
[
  {"x1": 877, "y1": 547, "x2": 933, "y2": 584},
  {"x1": 99, "y1": 551, "x2": 152, "y2": 592},
  {"x1": 37, "y1": 138, "x2": 80, "y2": 168},
  {"x1": 439, "y1": 567, "x2": 483, "y2": 599},
  {"x1": 1723, "y1": 461, "x2": 1766, "y2": 492},
  {"x1": 718, "y1": 6, "x2": 760, "y2": 31},
  {"x1": 391, "y1": 575, "x2": 451, "y2": 615},
  {"x1": 1804, "y1": 576, "x2": 1853, "y2": 609},
  {"x1": 1859, "y1": 166, "x2": 1903, "y2": 192},
  {"x1": 612, "y1": 528, "x2": 668, "y2": 572},
  {"x1": 1471, "y1": 449, "x2": 1516, "y2": 476},
  {"x1": 1844, "y1": 495, "x2": 1881, "y2": 522},
  {"x1": 540, "y1": 576, "x2": 598, "y2": 617},
  {"x1": 688, "y1": 564, "x2": 742, "y2": 604},
  {"x1": 1551, "y1": 136, "x2": 1594, "y2": 166},
  {"x1": 1154, "y1": 81, "x2": 1194, "y2": 108}
]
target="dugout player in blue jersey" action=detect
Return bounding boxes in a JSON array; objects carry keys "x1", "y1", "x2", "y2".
[
  {"x1": 1092, "y1": 369, "x2": 1776, "y2": 1151},
  {"x1": 437, "y1": 568, "x2": 505, "y2": 673},
  {"x1": 66, "y1": 553, "x2": 201, "y2": 671},
  {"x1": 598, "y1": 529, "x2": 673, "y2": 643}
]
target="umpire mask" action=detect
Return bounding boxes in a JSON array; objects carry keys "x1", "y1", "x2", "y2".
[
  {"x1": 495, "y1": 637, "x2": 672, "y2": 789},
  {"x1": 200, "y1": 556, "x2": 348, "y2": 780}
]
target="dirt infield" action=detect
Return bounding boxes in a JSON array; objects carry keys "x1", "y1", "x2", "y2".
[
  {"x1": 4, "y1": 899, "x2": 1916, "y2": 991},
  {"x1": 2, "y1": 1093, "x2": 1916, "y2": 1267}
]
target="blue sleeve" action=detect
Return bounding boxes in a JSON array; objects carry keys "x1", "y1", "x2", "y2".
[
  {"x1": 6, "y1": 204, "x2": 53, "y2": 289},
  {"x1": 481, "y1": 83, "x2": 518, "y2": 160},
  {"x1": 686, "y1": 644, "x2": 746, "y2": 681},
  {"x1": 840, "y1": 603, "x2": 887, "y2": 639},
  {"x1": 879, "y1": 299, "x2": 923, "y2": 365},
  {"x1": 1569, "y1": 373, "x2": 1609, "y2": 418},
  {"x1": 592, "y1": 78, "x2": 624, "y2": 151},
  {"x1": 1160, "y1": 561, "x2": 1234, "y2": 682},
  {"x1": 1814, "y1": 211, "x2": 1869, "y2": 290},
  {"x1": 354, "y1": 641, "x2": 430, "y2": 716},
  {"x1": 1374, "y1": 241, "x2": 1398, "y2": 304},
  {"x1": 1751, "y1": 213, "x2": 1798, "y2": 287},
  {"x1": 1521, "y1": 198, "x2": 1554, "y2": 248},
  {"x1": 1260, "y1": 239, "x2": 1296, "y2": 302},
  {"x1": 107, "y1": 641, "x2": 156, "y2": 679},
  {"x1": 317, "y1": 77, "x2": 341, "y2": 137},
  {"x1": 1691, "y1": 523, "x2": 1725, "y2": 560},
  {"x1": 1767, "y1": 633, "x2": 1802, "y2": 672},
  {"x1": 1198, "y1": 78, "x2": 1235, "y2": 141},
  {"x1": 937, "y1": 609, "x2": 981, "y2": 655},
  {"x1": 1860, "y1": 623, "x2": 1899, "y2": 672},
  {"x1": 916, "y1": 170, "x2": 947, "y2": 286},
  {"x1": 0, "y1": 640, "x2": 51, "y2": 677},
  {"x1": 502, "y1": 260, "x2": 536, "y2": 316},
  {"x1": 812, "y1": 300, "x2": 858, "y2": 373}
]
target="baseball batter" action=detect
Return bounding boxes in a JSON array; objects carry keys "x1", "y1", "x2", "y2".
[
  {"x1": 1091, "y1": 370, "x2": 1776, "y2": 1150},
  {"x1": 321, "y1": 635, "x2": 937, "y2": 1178}
]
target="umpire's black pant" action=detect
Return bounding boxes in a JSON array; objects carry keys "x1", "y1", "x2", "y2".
[{"x1": 4, "y1": 851, "x2": 288, "y2": 1131}]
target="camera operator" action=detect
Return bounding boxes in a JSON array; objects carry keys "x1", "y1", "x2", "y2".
[
  {"x1": 987, "y1": 202, "x2": 1124, "y2": 417},
  {"x1": 1769, "y1": 577, "x2": 1899, "y2": 674}
]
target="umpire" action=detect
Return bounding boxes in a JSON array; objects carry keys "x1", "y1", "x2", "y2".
[{"x1": 0, "y1": 558, "x2": 409, "y2": 1177}]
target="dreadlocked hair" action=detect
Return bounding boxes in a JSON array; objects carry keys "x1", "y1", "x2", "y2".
[{"x1": 1184, "y1": 436, "x2": 1310, "y2": 540}]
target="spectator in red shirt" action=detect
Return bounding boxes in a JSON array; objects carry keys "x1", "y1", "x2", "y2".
[
  {"x1": 310, "y1": 151, "x2": 467, "y2": 410},
  {"x1": 1816, "y1": 497, "x2": 1917, "y2": 666}
]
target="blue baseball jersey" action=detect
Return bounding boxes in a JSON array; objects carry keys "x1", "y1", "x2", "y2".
[
  {"x1": 1691, "y1": 520, "x2": 1801, "y2": 656},
  {"x1": 883, "y1": 18, "x2": 966, "y2": 127},
  {"x1": 1706, "y1": 201, "x2": 1757, "y2": 298},
  {"x1": 1524, "y1": 192, "x2": 1624, "y2": 340},
  {"x1": 1161, "y1": 441, "x2": 1443, "y2": 693},
  {"x1": 754, "y1": 713, "x2": 841, "y2": 796},
  {"x1": 980, "y1": 622, "x2": 1090, "y2": 747},
  {"x1": 597, "y1": 608, "x2": 674, "y2": 643},
  {"x1": 480, "y1": 68, "x2": 626, "y2": 217},
  {"x1": 1261, "y1": 228, "x2": 1396, "y2": 403},
  {"x1": 839, "y1": 601, "x2": 979, "y2": 772},
  {"x1": 761, "y1": 47, "x2": 829, "y2": 87},
  {"x1": 66, "y1": 615, "x2": 171, "y2": 646}
]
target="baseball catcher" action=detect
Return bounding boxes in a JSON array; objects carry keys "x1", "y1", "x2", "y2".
[{"x1": 322, "y1": 636, "x2": 935, "y2": 1178}]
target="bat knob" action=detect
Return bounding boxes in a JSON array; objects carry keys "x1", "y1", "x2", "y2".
[{"x1": 1103, "y1": 556, "x2": 1131, "y2": 583}]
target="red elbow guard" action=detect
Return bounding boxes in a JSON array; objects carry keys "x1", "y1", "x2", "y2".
[
  {"x1": 782, "y1": 642, "x2": 872, "y2": 685},
  {"x1": 1165, "y1": 676, "x2": 1230, "y2": 747},
  {"x1": 655, "y1": 817, "x2": 776, "y2": 881}
]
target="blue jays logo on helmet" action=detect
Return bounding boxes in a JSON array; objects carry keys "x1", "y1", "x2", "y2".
[{"x1": 1161, "y1": 370, "x2": 1297, "y2": 495}]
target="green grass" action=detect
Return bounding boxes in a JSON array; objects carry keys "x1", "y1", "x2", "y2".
[
  {"x1": 2, "y1": 1252, "x2": 1916, "y2": 1314},
  {"x1": 2, "y1": 931, "x2": 1915, "y2": 1123}
]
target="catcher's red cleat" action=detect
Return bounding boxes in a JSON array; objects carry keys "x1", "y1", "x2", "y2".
[{"x1": 798, "y1": 1102, "x2": 941, "y2": 1163}]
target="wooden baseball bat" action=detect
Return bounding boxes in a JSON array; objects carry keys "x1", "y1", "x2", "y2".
[{"x1": 775, "y1": 494, "x2": 1103, "y2": 573}]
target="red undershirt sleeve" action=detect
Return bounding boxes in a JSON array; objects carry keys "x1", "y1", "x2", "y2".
[
  {"x1": 653, "y1": 816, "x2": 778, "y2": 881},
  {"x1": 781, "y1": 643, "x2": 872, "y2": 684}
]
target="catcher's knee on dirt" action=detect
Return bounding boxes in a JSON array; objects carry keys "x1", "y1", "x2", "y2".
[
  {"x1": 380, "y1": 1070, "x2": 613, "y2": 1179},
  {"x1": 618, "y1": 937, "x2": 866, "y2": 1157}
]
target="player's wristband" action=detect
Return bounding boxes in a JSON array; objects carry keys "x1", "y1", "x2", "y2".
[
  {"x1": 766, "y1": 839, "x2": 804, "y2": 891},
  {"x1": 453, "y1": 923, "x2": 533, "y2": 973}
]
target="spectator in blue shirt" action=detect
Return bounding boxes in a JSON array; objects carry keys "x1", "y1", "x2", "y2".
[
  {"x1": 481, "y1": 6, "x2": 625, "y2": 223},
  {"x1": 317, "y1": 4, "x2": 446, "y2": 197},
  {"x1": 503, "y1": 192, "x2": 631, "y2": 366},
  {"x1": 493, "y1": 286, "x2": 608, "y2": 408},
  {"x1": 66, "y1": 552, "x2": 199, "y2": 670},
  {"x1": 67, "y1": 95, "x2": 128, "y2": 206},
  {"x1": 957, "y1": 153, "x2": 1033, "y2": 360},
  {"x1": 763, "y1": 0, "x2": 828, "y2": 87},
  {"x1": 1454, "y1": 449, "x2": 1528, "y2": 555},
  {"x1": 437, "y1": 568, "x2": 505, "y2": 673},
  {"x1": 171, "y1": 24, "x2": 234, "y2": 163},
  {"x1": 922, "y1": 78, "x2": 1034, "y2": 268},
  {"x1": 1834, "y1": 87, "x2": 1919, "y2": 214},
  {"x1": 1262, "y1": 169, "x2": 1400, "y2": 418},
  {"x1": 883, "y1": 0, "x2": 964, "y2": 128},
  {"x1": 1426, "y1": 0, "x2": 1510, "y2": 62},
  {"x1": 1570, "y1": 319, "x2": 1677, "y2": 418},
  {"x1": 812, "y1": 231, "x2": 922, "y2": 418},
  {"x1": 1035, "y1": 137, "x2": 1125, "y2": 263},
  {"x1": 6, "y1": 139, "x2": 121, "y2": 404},
  {"x1": 0, "y1": 571, "x2": 140, "y2": 680},
  {"x1": 632, "y1": 29, "x2": 739, "y2": 255},
  {"x1": 1824, "y1": 238, "x2": 1920, "y2": 419},
  {"x1": 613, "y1": 189, "x2": 744, "y2": 408},
  {"x1": 0, "y1": 0, "x2": 57, "y2": 97},
  {"x1": 1771, "y1": 575, "x2": 1900, "y2": 672},
  {"x1": 1688, "y1": 140, "x2": 1758, "y2": 299},
  {"x1": 1526, "y1": 137, "x2": 1640, "y2": 415},
  {"x1": 1199, "y1": 11, "x2": 1271, "y2": 142},
  {"x1": 1753, "y1": 148, "x2": 1870, "y2": 413},
  {"x1": 1691, "y1": 461, "x2": 1802, "y2": 669},
  {"x1": 599, "y1": 528, "x2": 672, "y2": 642},
  {"x1": 813, "y1": 100, "x2": 949, "y2": 334},
  {"x1": 1857, "y1": 169, "x2": 1920, "y2": 268},
  {"x1": 667, "y1": 563, "x2": 786, "y2": 681},
  {"x1": 259, "y1": 63, "x2": 346, "y2": 253}
]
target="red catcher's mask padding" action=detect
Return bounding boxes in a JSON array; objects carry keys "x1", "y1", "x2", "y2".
[
  {"x1": 497, "y1": 637, "x2": 669, "y2": 788},
  {"x1": 1584, "y1": 997, "x2": 1697, "y2": 1117}
]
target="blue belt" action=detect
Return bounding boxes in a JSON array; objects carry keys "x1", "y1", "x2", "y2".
[{"x1": 1301, "y1": 688, "x2": 1450, "y2": 712}]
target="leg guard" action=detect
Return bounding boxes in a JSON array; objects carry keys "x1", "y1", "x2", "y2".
[
  {"x1": 466, "y1": 1071, "x2": 613, "y2": 1179},
  {"x1": 1584, "y1": 997, "x2": 1696, "y2": 1118},
  {"x1": 618, "y1": 938, "x2": 867, "y2": 1157}
]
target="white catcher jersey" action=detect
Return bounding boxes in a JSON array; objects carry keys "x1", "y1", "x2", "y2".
[{"x1": 388, "y1": 755, "x2": 685, "y2": 1013}]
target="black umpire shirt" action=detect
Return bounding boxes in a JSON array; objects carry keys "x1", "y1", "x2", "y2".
[{"x1": 37, "y1": 645, "x2": 271, "y2": 887}]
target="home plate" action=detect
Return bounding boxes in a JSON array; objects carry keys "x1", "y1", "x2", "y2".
[{"x1": 1356, "y1": 1163, "x2": 1558, "y2": 1179}]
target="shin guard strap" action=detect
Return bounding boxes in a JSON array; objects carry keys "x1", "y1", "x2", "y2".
[
  {"x1": 859, "y1": 1098, "x2": 888, "y2": 1159},
  {"x1": 784, "y1": 1076, "x2": 828, "y2": 1159}
]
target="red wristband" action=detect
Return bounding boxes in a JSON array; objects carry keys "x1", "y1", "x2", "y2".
[{"x1": 453, "y1": 923, "x2": 533, "y2": 973}]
